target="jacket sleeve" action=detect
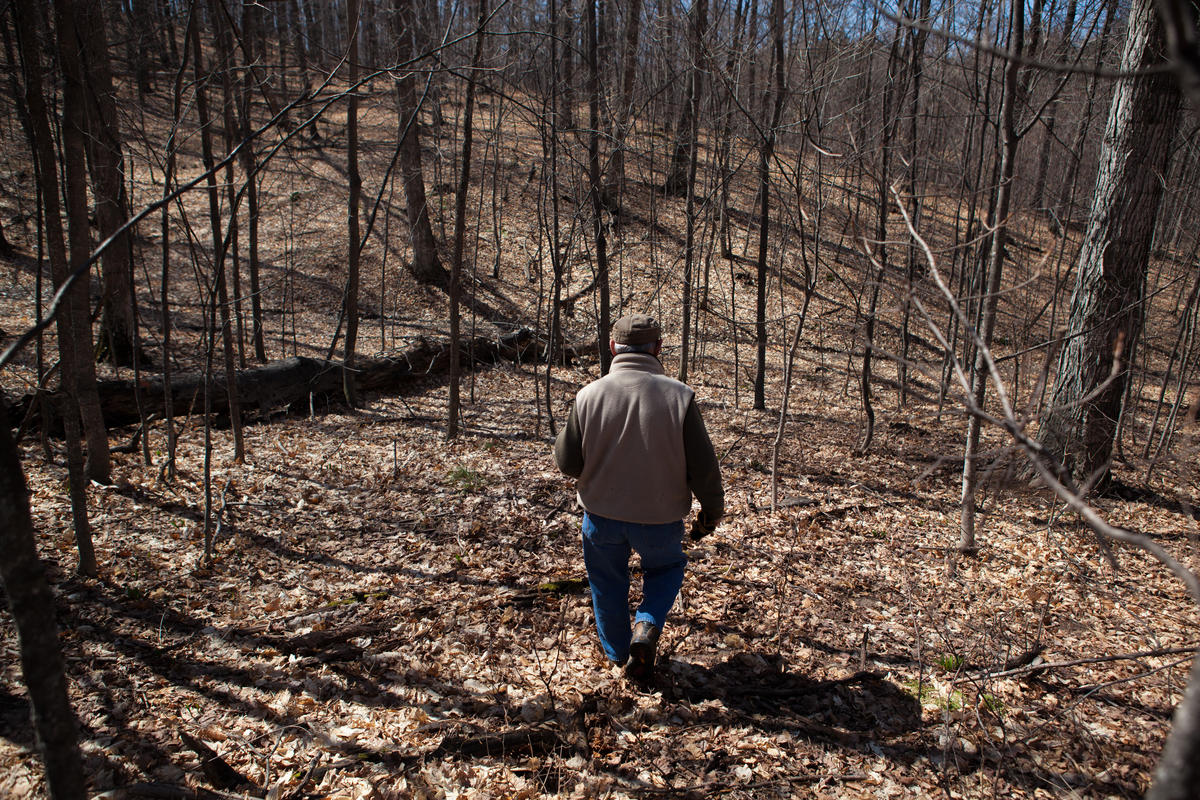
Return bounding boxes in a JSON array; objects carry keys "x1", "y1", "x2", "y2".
[
  {"x1": 553, "y1": 403, "x2": 584, "y2": 478},
  {"x1": 683, "y1": 399, "x2": 724, "y2": 520}
]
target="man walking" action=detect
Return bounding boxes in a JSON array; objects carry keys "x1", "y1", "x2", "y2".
[{"x1": 554, "y1": 314, "x2": 724, "y2": 684}]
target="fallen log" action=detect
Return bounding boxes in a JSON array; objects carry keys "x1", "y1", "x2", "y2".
[{"x1": 10, "y1": 328, "x2": 580, "y2": 430}]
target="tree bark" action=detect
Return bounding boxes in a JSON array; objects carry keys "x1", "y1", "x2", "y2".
[{"x1": 1037, "y1": 0, "x2": 1182, "y2": 490}]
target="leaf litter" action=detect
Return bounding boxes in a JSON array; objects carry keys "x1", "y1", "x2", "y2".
[{"x1": 0, "y1": 356, "x2": 1196, "y2": 800}]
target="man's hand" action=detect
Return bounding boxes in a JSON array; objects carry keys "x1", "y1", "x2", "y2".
[{"x1": 690, "y1": 510, "x2": 719, "y2": 541}]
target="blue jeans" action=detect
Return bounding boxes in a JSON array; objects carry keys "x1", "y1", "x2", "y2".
[{"x1": 582, "y1": 512, "x2": 687, "y2": 664}]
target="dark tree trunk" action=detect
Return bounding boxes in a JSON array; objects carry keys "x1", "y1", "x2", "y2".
[
  {"x1": 0, "y1": 401, "x2": 87, "y2": 800},
  {"x1": 10, "y1": 331, "x2": 557, "y2": 430},
  {"x1": 662, "y1": 0, "x2": 707, "y2": 197},
  {"x1": 240, "y1": 0, "x2": 268, "y2": 361},
  {"x1": 193, "y1": 2, "x2": 245, "y2": 462},
  {"x1": 753, "y1": 0, "x2": 785, "y2": 411},
  {"x1": 393, "y1": 0, "x2": 446, "y2": 285},
  {"x1": 50, "y1": 0, "x2": 112, "y2": 485},
  {"x1": 448, "y1": 0, "x2": 489, "y2": 434},
  {"x1": 587, "y1": 0, "x2": 612, "y2": 374},
  {"x1": 344, "y1": 0, "x2": 363, "y2": 407},
  {"x1": 601, "y1": 0, "x2": 644, "y2": 204},
  {"x1": 77, "y1": 1, "x2": 138, "y2": 368},
  {"x1": 1038, "y1": 0, "x2": 1182, "y2": 490}
]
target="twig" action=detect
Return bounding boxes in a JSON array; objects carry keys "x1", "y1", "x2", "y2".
[
  {"x1": 956, "y1": 643, "x2": 1199, "y2": 682},
  {"x1": 1074, "y1": 655, "x2": 1196, "y2": 695}
]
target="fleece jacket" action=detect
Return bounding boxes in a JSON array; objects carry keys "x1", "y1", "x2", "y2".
[{"x1": 553, "y1": 352, "x2": 724, "y2": 525}]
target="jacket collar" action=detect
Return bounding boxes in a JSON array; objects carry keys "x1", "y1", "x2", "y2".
[{"x1": 610, "y1": 352, "x2": 664, "y2": 375}]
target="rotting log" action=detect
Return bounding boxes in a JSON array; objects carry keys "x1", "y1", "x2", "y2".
[{"x1": 11, "y1": 328, "x2": 581, "y2": 430}]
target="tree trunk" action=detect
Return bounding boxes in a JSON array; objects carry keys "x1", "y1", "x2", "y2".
[
  {"x1": 449, "y1": 0, "x2": 489, "y2": 435},
  {"x1": 960, "y1": 0, "x2": 1024, "y2": 553},
  {"x1": 858, "y1": 20, "x2": 906, "y2": 454},
  {"x1": 662, "y1": 0, "x2": 707, "y2": 197},
  {"x1": 50, "y1": 0, "x2": 112, "y2": 485},
  {"x1": 753, "y1": 0, "x2": 785, "y2": 411},
  {"x1": 587, "y1": 0, "x2": 612, "y2": 375},
  {"x1": 0, "y1": 402, "x2": 88, "y2": 800},
  {"x1": 57, "y1": 394, "x2": 98, "y2": 577},
  {"x1": 78, "y1": 1, "x2": 138, "y2": 368},
  {"x1": 394, "y1": 0, "x2": 445, "y2": 285},
  {"x1": 1149, "y1": 654, "x2": 1200, "y2": 799},
  {"x1": 10, "y1": 331, "x2": 558, "y2": 430},
  {"x1": 193, "y1": 3, "x2": 245, "y2": 462},
  {"x1": 602, "y1": 0, "x2": 644, "y2": 204},
  {"x1": 344, "y1": 0, "x2": 363, "y2": 407},
  {"x1": 1037, "y1": 0, "x2": 1182, "y2": 490},
  {"x1": 240, "y1": 0, "x2": 268, "y2": 361}
]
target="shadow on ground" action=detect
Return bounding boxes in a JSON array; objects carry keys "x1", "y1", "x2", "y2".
[{"x1": 659, "y1": 650, "x2": 922, "y2": 741}]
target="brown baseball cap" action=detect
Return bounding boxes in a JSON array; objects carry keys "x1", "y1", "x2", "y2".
[{"x1": 611, "y1": 314, "x2": 662, "y2": 345}]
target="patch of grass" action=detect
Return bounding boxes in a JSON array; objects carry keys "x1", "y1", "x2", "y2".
[
  {"x1": 980, "y1": 693, "x2": 1006, "y2": 716},
  {"x1": 936, "y1": 653, "x2": 964, "y2": 673},
  {"x1": 446, "y1": 465, "x2": 486, "y2": 492},
  {"x1": 903, "y1": 679, "x2": 964, "y2": 711}
]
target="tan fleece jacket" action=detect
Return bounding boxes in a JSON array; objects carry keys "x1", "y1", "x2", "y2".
[{"x1": 553, "y1": 352, "x2": 724, "y2": 524}]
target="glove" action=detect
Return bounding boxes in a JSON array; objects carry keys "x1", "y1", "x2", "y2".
[{"x1": 690, "y1": 510, "x2": 719, "y2": 541}]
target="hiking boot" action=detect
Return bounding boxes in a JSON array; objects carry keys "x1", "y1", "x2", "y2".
[{"x1": 625, "y1": 621, "x2": 660, "y2": 684}]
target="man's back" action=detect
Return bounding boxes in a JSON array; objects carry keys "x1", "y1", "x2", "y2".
[{"x1": 571, "y1": 352, "x2": 695, "y2": 524}]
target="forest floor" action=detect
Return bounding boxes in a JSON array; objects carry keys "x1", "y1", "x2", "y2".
[
  {"x1": 1, "y1": 78, "x2": 1200, "y2": 799},
  {"x1": 1, "y1": 342, "x2": 1198, "y2": 799}
]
